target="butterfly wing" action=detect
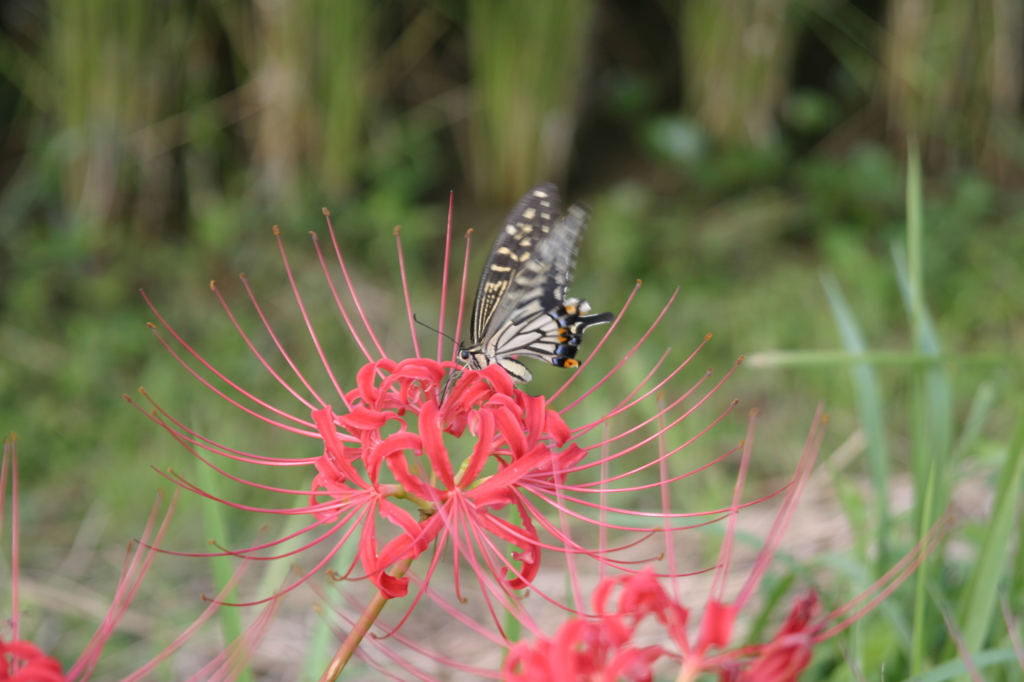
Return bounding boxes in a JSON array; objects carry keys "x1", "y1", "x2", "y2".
[
  {"x1": 470, "y1": 183, "x2": 561, "y2": 344},
  {"x1": 477, "y1": 203, "x2": 586, "y2": 348},
  {"x1": 463, "y1": 184, "x2": 613, "y2": 383}
]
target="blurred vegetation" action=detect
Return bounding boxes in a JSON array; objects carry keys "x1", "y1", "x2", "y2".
[{"x1": 1, "y1": 0, "x2": 1023, "y2": 678}]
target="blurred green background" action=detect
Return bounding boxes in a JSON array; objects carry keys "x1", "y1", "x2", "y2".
[{"x1": 2, "y1": 0, "x2": 1023, "y2": 678}]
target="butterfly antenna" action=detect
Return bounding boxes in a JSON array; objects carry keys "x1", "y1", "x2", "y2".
[
  {"x1": 413, "y1": 314, "x2": 466, "y2": 404},
  {"x1": 413, "y1": 314, "x2": 459, "y2": 346}
]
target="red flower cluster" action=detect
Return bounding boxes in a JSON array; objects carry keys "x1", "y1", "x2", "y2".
[
  {"x1": 307, "y1": 356, "x2": 584, "y2": 599},
  {"x1": 504, "y1": 568, "x2": 677, "y2": 682},
  {"x1": 504, "y1": 568, "x2": 820, "y2": 682}
]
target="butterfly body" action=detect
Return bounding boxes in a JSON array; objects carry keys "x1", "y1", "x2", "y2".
[{"x1": 458, "y1": 184, "x2": 614, "y2": 383}]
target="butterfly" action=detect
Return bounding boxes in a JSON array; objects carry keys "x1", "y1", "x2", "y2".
[{"x1": 457, "y1": 183, "x2": 614, "y2": 383}]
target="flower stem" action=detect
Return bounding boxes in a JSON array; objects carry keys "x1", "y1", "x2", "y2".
[{"x1": 318, "y1": 558, "x2": 413, "y2": 682}]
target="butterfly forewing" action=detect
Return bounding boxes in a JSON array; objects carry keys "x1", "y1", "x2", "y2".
[
  {"x1": 477, "y1": 204, "x2": 586, "y2": 345},
  {"x1": 470, "y1": 184, "x2": 560, "y2": 342}
]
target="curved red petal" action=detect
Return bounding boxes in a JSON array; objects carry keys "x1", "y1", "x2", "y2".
[
  {"x1": 418, "y1": 399, "x2": 455, "y2": 489},
  {"x1": 461, "y1": 407, "x2": 495, "y2": 485},
  {"x1": 312, "y1": 406, "x2": 365, "y2": 484}
]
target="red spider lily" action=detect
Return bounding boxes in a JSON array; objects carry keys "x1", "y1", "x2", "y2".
[
  {"x1": 308, "y1": 356, "x2": 585, "y2": 600},
  {"x1": 502, "y1": 412, "x2": 948, "y2": 682},
  {"x1": 1, "y1": 437, "x2": 278, "y2": 681},
  {"x1": 130, "y1": 197, "x2": 747, "y2": 624},
  {"x1": 503, "y1": 567, "x2": 676, "y2": 682}
]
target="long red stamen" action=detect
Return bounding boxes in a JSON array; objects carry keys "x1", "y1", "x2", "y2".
[
  {"x1": 322, "y1": 208, "x2": 389, "y2": 360},
  {"x1": 451, "y1": 229, "x2": 473, "y2": 362},
  {"x1": 140, "y1": 293, "x2": 325, "y2": 429},
  {"x1": 436, "y1": 191, "x2": 455, "y2": 362},
  {"x1": 273, "y1": 226, "x2": 352, "y2": 408},
  {"x1": 393, "y1": 225, "x2": 422, "y2": 359}
]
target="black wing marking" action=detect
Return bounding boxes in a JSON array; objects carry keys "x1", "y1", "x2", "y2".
[{"x1": 470, "y1": 183, "x2": 560, "y2": 343}]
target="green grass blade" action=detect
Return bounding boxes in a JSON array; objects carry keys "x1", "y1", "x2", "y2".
[
  {"x1": 1014, "y1": 472, "x2": 1024, "y2": 615},
  {"x1": 746, "y1": 349, "x2": 1004, "y2": 368},
  {"x1": 900, "y1": 647, "x2": 1022, "y2": 681},
  {"x1": 957, "y1": 409, "x2": 1024, "y2": 656},
  {"x1": 906, "y1": 136, "x2": 924, "y2": 344},
  {"x1": 894, "y1": 242, "x2": 954, "y2": 511},
  {"x1": 821, "y1": 273, "x2": 891, "y2": 568},
  {"x1": 911, "y1": 457, "x2": 938, "y2": 675},
  {"x1": 898, "y1": 138, "x2": 953, "y2": 678},
  {"x1": 895, "y1": 141, "x2": 954, "y2": 519},
  {"x1": 951, "y1": 382, "x2": 997, "y2": 461},
  {"x1": 195, "y1": 437, "x2": 253, "y2": 682}
]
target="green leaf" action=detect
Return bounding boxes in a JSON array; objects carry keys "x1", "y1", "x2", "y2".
[
  {"x1": 957, "y1": 409, "x2": 1024, "y2": 655},
  {"x1": 821, "y1": 273, "x2": 891, "y2": 568}
]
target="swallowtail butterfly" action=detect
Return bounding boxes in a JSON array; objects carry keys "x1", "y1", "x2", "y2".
[{"x1": 457, "y1": 183, "x2": 614, "y2": 383}]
